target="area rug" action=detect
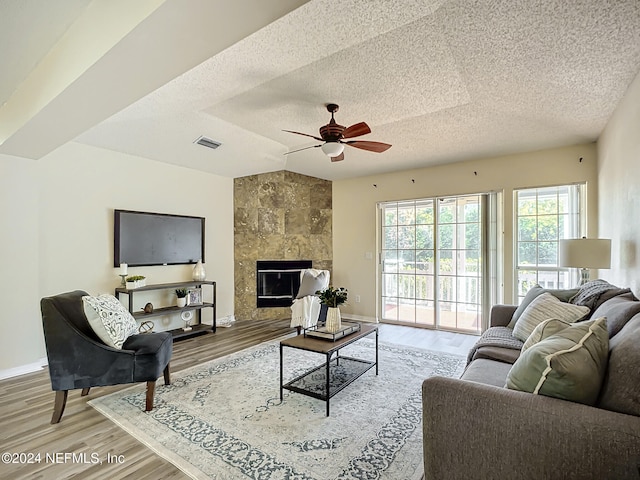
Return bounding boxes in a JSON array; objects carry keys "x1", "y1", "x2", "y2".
[{"x1": 89, "y1": 337, "x2": 465, "y2": 480}]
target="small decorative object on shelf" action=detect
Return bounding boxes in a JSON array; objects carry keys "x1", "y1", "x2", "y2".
[
  {"x1": 316, "y1": 286, "x2": 348, "y2": 333},
  {"x1": 118, "y1": 263, "x2": 128, "y2": 287},
  {"x1": 181, "y1": 310, "x2": 193, "y2": 331},
  {"x1": 175, "y1": 288, "x2": 188, "y2": 308},
  {"x1": 125, "y1": 275, "x2": 146, "y2": 289},
  {"x1": 138, "y1": 321, "x2": 154, "y2": 333},
  {"x1": 187, "y1": 288, "x2": 203, "y2": 306},
  {"x1": 193, "y1": 259, "x2": 206, "y2": 281},
  {"x1": 143, "y1": 302, "x2": 154, "y2": 313}
]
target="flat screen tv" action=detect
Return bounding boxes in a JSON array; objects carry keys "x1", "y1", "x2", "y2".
[{"x1": 114, "y1": 209, "x2": 205, "y2": 267}]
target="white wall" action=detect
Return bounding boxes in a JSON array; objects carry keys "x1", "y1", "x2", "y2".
[
  {"x1": 598, "y1": 69, "x2": 640, "y2": 294},
  {"x1": 0, "y1": 142, "x2": 234, "y2": 374},
  {"x1": 333, "y1": 143, "x2": 599, "y2": 322}
]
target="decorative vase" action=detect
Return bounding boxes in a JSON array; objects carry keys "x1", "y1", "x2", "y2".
[
  {"x1": 177, "y1": 297, "x2": 187, "y2": 308},
  {"x1": 326, "y1": 307, "x2": 342, "y2": 333},
  {"x1": 193, "y1": 259, "x2": 206, "y2": 281}
]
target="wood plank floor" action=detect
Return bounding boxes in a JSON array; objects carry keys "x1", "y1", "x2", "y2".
[{"x1": 0, "y1": 320, "x2": 477, "y2": 480}]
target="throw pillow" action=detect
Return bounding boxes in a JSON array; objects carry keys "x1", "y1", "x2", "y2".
[
  {"x1": 296, "y1": 270, "x2": 328, "y2": 299},
  {"x1": 598, "y1": 316, "x2": 640, "y2": 416},
  {"x1": 507, "y1": 285, "x2": 579, "y2": 329},
  {"x1": 506, "y1": 317, "x2": 609, "y2": 405},
  {"x1": 512, "y1": 292, "x2": 590, "y2": 342},
  {"x1": 82, "y1": 294, "x2": 139, "y2": 349},
  {"x1": 521, "y1": 318, "x2": 572, "y2": 352},
  {"x1": 590, "y1": 292, "x2": 640, "y2": 338},
  {"x1": 568, "y1": 279, "x2": 629, "y2": 312}
]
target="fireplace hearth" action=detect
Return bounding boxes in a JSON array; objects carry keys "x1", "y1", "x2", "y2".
[{"x1": 256, "y1": 260, "x2": 312, "y2": 308}]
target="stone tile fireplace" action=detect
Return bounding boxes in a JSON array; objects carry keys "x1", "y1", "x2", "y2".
[{"x1": 234, "y1": 171, "x2": 332, "y2": 321}]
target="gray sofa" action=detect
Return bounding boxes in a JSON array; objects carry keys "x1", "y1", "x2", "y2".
[{"x1": 422, "y1": 287, "x2": 640, "y2": 480}]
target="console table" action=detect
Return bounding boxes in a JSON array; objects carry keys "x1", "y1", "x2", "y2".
[{"x1": 115, "y1": 280, "x2": 216, "y2": 340}]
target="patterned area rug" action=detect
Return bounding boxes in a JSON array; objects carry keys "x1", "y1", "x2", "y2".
[{"x1": 89, "y1": 337, "x2": 465, "y2": 479}]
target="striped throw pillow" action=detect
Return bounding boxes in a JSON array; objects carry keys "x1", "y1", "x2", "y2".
[{"x1": 512, "y1": 292, "x2": 589, "y2": 342}]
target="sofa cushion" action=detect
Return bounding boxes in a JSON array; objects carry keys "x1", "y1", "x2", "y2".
[
  {"x1": 598, "y1": 315, "x2": 640, "y2": 416},
  {"x1": 508, "y1": 285, "x2": 579, "y2": 328},
  {"x1": 506, "y1": 317, "x2": 609, "y2": 405},
  {"x1": 461, "y1": 358, "x2": 512, "y2": 387},
  {"x1": 590, "y1": 292, "x2": 640, "y2": 338},
  {"x1": 82, "y1": 294, "x2": 139, "y2": 349},
  {"x1": 512, "y1": 293, "x2": 590, "y2": 342}
]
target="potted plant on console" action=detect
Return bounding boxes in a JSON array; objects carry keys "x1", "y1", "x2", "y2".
[
  {"x1": 125, "y1": 275, "x2": 146, "y2": 289},
  {"x1": 316, "y1": 286, "x2": 348, "y2": 333},
  {"x1": 175, "y1": 288, "x2": 188, "y2": 308}
]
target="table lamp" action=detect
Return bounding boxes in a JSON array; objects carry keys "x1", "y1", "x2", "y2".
[{"x1": 559, "y1": 237, "x2": 611, "y2": 285}]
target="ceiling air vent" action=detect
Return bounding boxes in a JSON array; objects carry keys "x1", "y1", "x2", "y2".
[{"x1": 194, "y1": 136, "x2": 221, "y2": 150}]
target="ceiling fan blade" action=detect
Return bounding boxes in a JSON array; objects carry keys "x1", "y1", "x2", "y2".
[
  {"x1": 283, "y1": 130, "x2": 323, "y2": 141},
  {"x1": 284, "y1": 144, "x2": 322, "y2": 155},
  {"x1": 330, "y1": 152, "x2": 345, "y2": 162},
  {"x1": 342, "y1": 122, "x2": 371, "y2": 139},
  {"x1": 345, "y1": 140, "x2": 392, "y2": 153}
]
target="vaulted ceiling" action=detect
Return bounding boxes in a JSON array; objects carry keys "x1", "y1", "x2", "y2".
[{"x1": 2, "y1": 0, "x2": 640, "y2": 180}]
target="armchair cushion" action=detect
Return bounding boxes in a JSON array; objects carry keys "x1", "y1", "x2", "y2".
[
  {"x1": 82, "y1": 294, "x2": 138, "y2": 349},
  {"x1": 123, "y1": 332, "x2": 173, "y2": 382},
  {"x1": 506, "y1": 317, "x2": 608, "y2": 405}
]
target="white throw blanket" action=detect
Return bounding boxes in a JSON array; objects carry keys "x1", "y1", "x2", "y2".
[{"x1": 290, "y1": 268, "x2": 329, "y2": 329}]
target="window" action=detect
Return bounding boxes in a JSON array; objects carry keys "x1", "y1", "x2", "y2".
[
  {"x1": 514, "y1": 184, "x2": 585, "y2": 302},
  {"x1": 379, "y1": 193, "x2": 500, "y2": 334}
]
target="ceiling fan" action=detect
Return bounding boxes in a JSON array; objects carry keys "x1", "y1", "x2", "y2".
[{"x1": 283, "y1": 104, "x2": 391, "y2": 162}]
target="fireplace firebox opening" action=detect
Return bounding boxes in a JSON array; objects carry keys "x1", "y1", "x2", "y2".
[{"x1": 256, "y1": 260, "x2": 312, "y2": 307}]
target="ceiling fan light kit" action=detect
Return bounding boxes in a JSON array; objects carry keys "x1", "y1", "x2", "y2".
[
  {"x1": 284, "y1": 103, "x2": 391, "y2": 162},
  {"x1": 321, "y1": 142, "x2": 344, "y2": 157}
]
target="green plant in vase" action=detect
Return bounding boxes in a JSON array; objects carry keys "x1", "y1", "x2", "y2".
[
  {"x1": 175, "y1": 288, "x2": 188, "y2": 308},
  {"x1": 125, "y1": 275, "x2": 146, "y2": 288},
  {"x1": 316, "y1": 286, "x2": 348, "y2": 332}
]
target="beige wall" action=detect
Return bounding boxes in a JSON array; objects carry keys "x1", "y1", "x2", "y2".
[
  {"x1": 0, "y1": 155, "x2": 41, "y2": 374},
  {"x1": 333, "y1": 143, "x2": 599, "y2": 322},
  {"x1": 597, "y1": 70, "x2": 640, "y2": 294},
  {"x1": 0, "y1": 142, "x2": 234, "y2": 374}
]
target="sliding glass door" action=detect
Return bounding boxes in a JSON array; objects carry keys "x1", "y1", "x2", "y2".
[{"x1": 380, "y1": 194, "x2": 490, "y2": 334}]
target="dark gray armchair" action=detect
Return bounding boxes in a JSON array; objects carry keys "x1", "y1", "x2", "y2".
[{"x1": 41, "y1": 290, "x2": 172, "y2": 423}]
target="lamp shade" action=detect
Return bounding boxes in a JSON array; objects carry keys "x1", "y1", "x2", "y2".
[
  {"x1": 321, "y1": 142, "x2": 344, "y2": 157},
  {"x1": 559, "y1": 238, "x2": 611, "y2": 269}
]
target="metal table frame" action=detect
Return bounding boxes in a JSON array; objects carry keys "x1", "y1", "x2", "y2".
[{"x1": 279, "y1": 324, "x2": 378, "y2": 416}]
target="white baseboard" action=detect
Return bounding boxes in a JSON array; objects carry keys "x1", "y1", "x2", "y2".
[
  {"x1": 0, "y1": 357, "x2": 48, "y2": 381},
  {"x1": 341, "y1": 313, "x2": 378, "y2": 324}
]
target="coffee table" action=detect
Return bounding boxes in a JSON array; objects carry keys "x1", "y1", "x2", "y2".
[{"x1": 279, "y1": 323, "x2": 378, "y2": 416}]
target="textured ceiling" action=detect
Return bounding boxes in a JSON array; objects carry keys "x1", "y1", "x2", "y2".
[{"x1": 2, "y1": 0, "x2": 640, "y2": 181}]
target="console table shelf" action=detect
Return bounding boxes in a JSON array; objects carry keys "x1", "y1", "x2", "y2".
[
  {"x1": 115, "y1": 280, "x2": 216, "y2": 341},
  {"x1": 128, "y1": 302, "x2": 215, "y2": 320}
]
